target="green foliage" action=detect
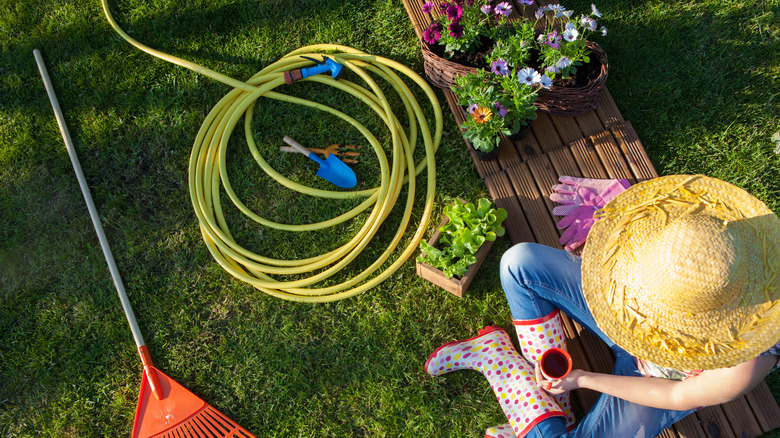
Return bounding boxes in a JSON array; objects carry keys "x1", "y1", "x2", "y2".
[
  {"x1": 417, "y1": 198, "x2": 507, "y2": 278},
  {"x1": 533, "y1": 4, "x2": 607, "y2": 80},
  {"x1": 486, "y1": 21, "x2": 536, "y2": 69},
  {"x1": 451, "y1": 68, "x2": 537, "y2": 153}
]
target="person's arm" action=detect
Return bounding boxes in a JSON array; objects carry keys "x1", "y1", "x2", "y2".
[{"x1": 536, "y1": 354, "x2": 778, "y2": 411}]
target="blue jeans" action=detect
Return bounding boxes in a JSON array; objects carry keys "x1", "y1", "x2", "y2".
[{"x1": 500, "y1": 242, "x2": 695, "y2": 438}]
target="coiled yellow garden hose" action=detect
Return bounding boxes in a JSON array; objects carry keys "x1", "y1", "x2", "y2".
[{"x1": 102, "y1": 1, "x2": 442, "y2": 302}]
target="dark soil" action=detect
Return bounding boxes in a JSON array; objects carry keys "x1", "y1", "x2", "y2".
[{"x1": 428, "y1": 37, "x2": 493, "y2": 70}]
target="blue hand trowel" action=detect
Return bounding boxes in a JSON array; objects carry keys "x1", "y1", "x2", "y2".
[{"x1": 282, "y1": 136, "x2": 357, "y2": 188}]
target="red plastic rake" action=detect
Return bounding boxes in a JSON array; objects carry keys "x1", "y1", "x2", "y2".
[{"x1": 34, "y1": 49, "x2": 258, "y2": 438}]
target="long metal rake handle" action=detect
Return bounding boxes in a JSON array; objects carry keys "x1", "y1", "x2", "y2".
[{"x1": 33, "y1": 49, "x2": 162, "y2": 398}]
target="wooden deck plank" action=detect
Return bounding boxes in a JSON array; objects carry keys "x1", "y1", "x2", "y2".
[
  {"x1": 549, "y1": 112, "x2": 586, "y2": 146},
  {"x1": 611, "y1": 121, "x2": 659, "y2": 180},
  {"x1": 589, "y1": 130, "x2": 635, "y2": 182},
  {"x1": 574, "y1": 109, "x2": 605, "y2": 137},
  {"x1": 745, "y1": 383, "x2": 780, "y2": 433},
  {"x1": 513, "y1": 131, "x2": 545, "y2": 161},
  {"x1": 525, "y1": 154, "x2": 563, "y2": 218},
  {"x1": 673, "y1": 413, "x2": 708, "y2": 438},
  {"x1": 594, "y1": 87, "x2": 624, "y2": 128},
  {"x1": 484, "y1": 172, "x2": 535, "y2": 245},
  {"x1": 531, "y1": 112, "x2": 565, "y2": 153},
  {"x1": 547, "y1": 146, "x2": 582, "y2": 179},
  {"x1": 569, "y1": 137, "x2": 610, "y2": 179},
  {"x1": 721, "y1": 397, "x2": 764, "y2": 438},
  {"x1": 695, "y1": 406, "x2": 738, "y2": 438},
  {"x1": 400, "y1": 0, "x2": 428, "y2": 41},
  {"x1": 504, "y1": 164, "x2": 560, "y2": 248}
]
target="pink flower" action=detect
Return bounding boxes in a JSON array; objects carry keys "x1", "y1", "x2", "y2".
[
  {"x1": 421, "y1": 2, "x2": 434, "y2": 14},
  {"x1": 544, "y1": 31, "x2": 562, "y2": 49},
  {"x1": 445, "y1": 3, "x2": 464, "y2": 20},
  {"x1": 448, "y1": 22, "x2": 464, "y2": 38},
  {"x1": 495, "y1": 2, "x2": 512, "y2": 16},
  {"x1": 491, "y1": 59, "x2": 510, "y2": 76},
  {"x1": 423, "y1": 22, "x2": 442, "y2": 44}
]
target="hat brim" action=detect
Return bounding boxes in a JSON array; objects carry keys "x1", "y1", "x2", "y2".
[{"x1": 582, "y1": 175, "x2": 780, "y2": 370}]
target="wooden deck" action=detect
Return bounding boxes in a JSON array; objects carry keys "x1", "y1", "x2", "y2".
[{"x1": 401, "y1": 1, "x2": 780, "y2": 437}]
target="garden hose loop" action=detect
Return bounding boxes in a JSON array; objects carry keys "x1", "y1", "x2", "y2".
[{"x1": 102, "y1": 1, "x2": 443, "y2": 302}]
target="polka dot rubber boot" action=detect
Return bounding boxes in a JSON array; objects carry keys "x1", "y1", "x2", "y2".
[
  {"x1": 484, "y1": 422, "x2": 516, "y2": 438},
  {"x1": 424, "y1": 325, "x2": 566, "y2": 437},
  {"x1": 514, "y1": 309, "x2": 575, "y2": 429}
]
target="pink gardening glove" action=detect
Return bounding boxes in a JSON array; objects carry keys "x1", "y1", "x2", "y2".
[
  {"x1": 550, "y1": 175, "x2": 631, "y2": 216},
  {"x1": 556, "y1": 188, "x2": 603, "y2": 251}
]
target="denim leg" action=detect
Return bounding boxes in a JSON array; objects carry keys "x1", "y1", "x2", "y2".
[
  {"x1": 499, "y1": 242, "x2": 615, "y2": 349},
  {"x1": 501, "y1": 243, "x2": 696, "y2": 438}
]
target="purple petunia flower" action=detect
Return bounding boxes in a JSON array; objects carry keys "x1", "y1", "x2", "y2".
[
  {"x1": 446, "y1": 3, "x2": 464, "y2": 20},
  {"x1": 495, "y1": 2, "x2": 512, "y2": 16},
  {"x1": 449, "y1": 22, "x2": 464, "y2": 38},
  {"x1": 544, "y1": 31, "x2": 562, "y2": 49},
  {"x1": 491, "y1": 59, "x2": 510, "y2": 76},
  {"x1": 481, "y1": 4, "x2": 494, "y2": 14},
  {"x1": 546, "y1": 65, "x2": 560, "y2": 74},
  {"x1": 494, "y1": 102, "x2": 508, "y2": 118},
  {"x1": 423, "y1": 22, "x2": 442, "y2": 44},
  {"x1": 467, "y1": 103, "x2": 479, "y2": 114}
]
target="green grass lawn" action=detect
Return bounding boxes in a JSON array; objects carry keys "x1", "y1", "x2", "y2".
[{"x1": 2, "y1": 0, "x2": 779, "y2": 436}]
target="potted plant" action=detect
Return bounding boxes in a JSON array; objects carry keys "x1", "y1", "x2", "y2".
[
  {"x1": 419, "y1": 1, "x2": 608, "y2": 116},
  {"x1": 451, "y1": 66, "x2": 539, "y2": 158},
  {"x1": 419, "y1": 0, "x2": 519, "y2": 89},
  {"x1": 530, "y1": 3, "x2": 609, "y2": 116},
  {"x1": 416, "y1": 198, "x2": 508, "y2": 296}
]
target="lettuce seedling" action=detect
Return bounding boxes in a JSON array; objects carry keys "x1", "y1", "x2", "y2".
[{"x1": 417, "y1": 198, "x2": 507, "y2": 278}]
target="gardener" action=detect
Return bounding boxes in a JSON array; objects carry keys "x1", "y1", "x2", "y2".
[{"x1": 425, "y1": 174, "x2": 780, "y2": 438}]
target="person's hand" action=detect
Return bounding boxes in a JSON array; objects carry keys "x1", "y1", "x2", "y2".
[{"x1": 534, "y1": 361, "x2": 581, "y2": 396}]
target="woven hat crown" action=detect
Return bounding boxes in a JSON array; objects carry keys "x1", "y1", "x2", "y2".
[
  {"x1": 633, "y1": 213, "x2": 747, "y2": 313},
  {"x1": 582, "y1": 175, "x2": 780, "y2": 370}
]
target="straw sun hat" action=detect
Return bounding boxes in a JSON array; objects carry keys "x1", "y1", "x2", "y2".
[{"x1": 582, "y1": 175, "x2": 780, "y2": 370}]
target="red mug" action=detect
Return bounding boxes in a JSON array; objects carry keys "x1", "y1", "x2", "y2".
[{"x1": 540, "y1": 348, "x2": 573, "y2": 381}]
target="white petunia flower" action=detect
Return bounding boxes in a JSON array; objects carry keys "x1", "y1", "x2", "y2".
[
  {"x1": 556, "y1": 57, "x2": 572, "y2": 69},
  {"x1": 535, "y1": 9, "x2": 544, "y2": 19},
  {"x1": 518, "y1": 67, "x2": 541, "y2": 85},
  {"x1": 539, "y1": 76, "x2": 553, "y2": 89},
  {"x1": 591, "y1": 4, "x2": 602, "y2": 17},
  {"x1": 563, "y1": 27, "x2": 579, "y2": 42},
  {"x1": 601, "y1": 26, "x2": 608, "y2": 36},
  {"x1": 581, "y1": 16, "x2": 597, "y2": 30}
]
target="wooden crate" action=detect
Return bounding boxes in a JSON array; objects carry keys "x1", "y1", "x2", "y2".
[{"x1": 415, "y1": 216, "x2": 495, "y2": 297}]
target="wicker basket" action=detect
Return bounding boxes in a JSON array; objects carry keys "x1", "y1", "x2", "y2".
[
  {"x1": 421, "y1": 42, "x2": 479, "y2": 90},
  {"x1": 535, "y1": 42, "x2": 609, "y2": 117}
]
